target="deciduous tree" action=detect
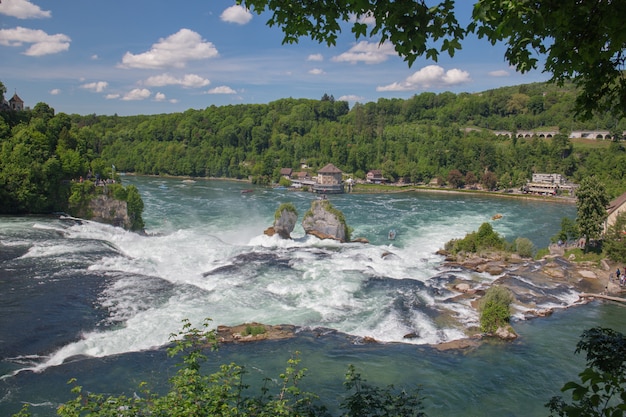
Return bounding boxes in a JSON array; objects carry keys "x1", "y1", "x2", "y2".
[
  {"x1": 603, "y1": 211, "x2": 626, "y2": 263},
  {"x1": 240, "y1": 0, "x2": 626, "y2": 120},
  {"x1": 575, "y1": 176, "x2": 609, "y2": 248}
]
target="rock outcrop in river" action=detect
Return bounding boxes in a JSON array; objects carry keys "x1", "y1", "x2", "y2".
[
  {"x1": 265, "y1": 203, "x2": 298, "y2": 239},
  {"x1": 87, "y1": 195, "x2": 132, "y2": 229},
  {"x1": 265, "y1": 199, "x2": 355, "y2": 242},
  {"x1": 301, "y1": 199, "x2": 350, "y2": 242}
]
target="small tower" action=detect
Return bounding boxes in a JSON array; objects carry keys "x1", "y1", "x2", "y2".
[{"x1": 9, "y1": 92, "x2": 24, "y2": 111}]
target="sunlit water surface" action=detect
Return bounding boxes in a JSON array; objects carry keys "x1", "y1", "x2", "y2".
[{"x1": 1, "y1": 176, "x2": 624, "y2": 416}]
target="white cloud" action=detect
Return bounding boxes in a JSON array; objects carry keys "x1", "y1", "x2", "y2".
[
  {"x1": 350, "y1": 12, "x2": 376, "y2": 26},
  {"x1": 308, "y1": 68, "x2": 325, "y2": 75},
  {"x1": 49, "y1": 88, "x2": 61, "y2": 95},
  {"x1": 0, "y1": 0, "x2": 51, "y2": 19},
  {"x1": 154, "y1": 92, "x2": 166, "y2": 101},
  {"x1": 105, "y1": 93, "x2": 120, "y2": 100},
  {"x1": 338, "y1": 94, "x2": 364, "y2": 102},
  {"x1": 81, "y1": 81, "x2": 108, "y2": 93},
  {"x1": 332, "y1": 41, "x2": 397, "y2": 64},
  {"x1": 489, "y1": 70, "x2": 509, "y2": 77},
  {"x1": 91, "y1": 54, "x2": 99, "y2": 60},
  {"x1": 144, "y1": 73, "x2": 210, "y2": 88},
  {"x1": 121, "y1": 88, "x2": 151, "y2": 101},
  {"x1": 207, "y1": 86, "x2": 236, "y2": 94},
  {"x1": 220, "y1": 5, "x2": 252, "y2": 24},
  {"x1": 307, "y1": 53, "x2": 323, "y2": 62},
  {"x1": 120, "y1": 28, "x2": 218, "y2": 69},
  {"x1": 0, "y1": 26, "x2": 70, "y2": 56},
  {"x1": 377, "y1": 65, "x2": 471, "y2": 91}
]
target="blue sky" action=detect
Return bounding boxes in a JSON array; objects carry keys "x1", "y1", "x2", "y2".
[{"x1": 0, "y1": 0, "x2": 549, "y2": 116}]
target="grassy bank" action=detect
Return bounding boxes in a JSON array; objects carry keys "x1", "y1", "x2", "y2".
[{"x1": 350, "y1": 182, "x2": 576, "y2": 204}]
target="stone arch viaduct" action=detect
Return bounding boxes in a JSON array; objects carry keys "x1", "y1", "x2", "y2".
[{"x1": 492, "y1": 130, "x2": 622, "y2": 139}]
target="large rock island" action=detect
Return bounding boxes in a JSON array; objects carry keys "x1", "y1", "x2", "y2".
[
  {"x1": 68, "y1": 180, "x2": 145, "y2": 232},
  {"x1": 301, "y1": 199, "x2": 350, "y2": 242}
]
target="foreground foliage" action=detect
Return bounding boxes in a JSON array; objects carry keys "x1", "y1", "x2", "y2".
[
  {"x1": 547, "y1": 327, "x2": 626, "y2": 417},
  {"x1": 13, "y1": 319, "x2": 425, "y2": 417},
  {"x1": 240, "y1": 0, "x2": 626, "y2": 120}
]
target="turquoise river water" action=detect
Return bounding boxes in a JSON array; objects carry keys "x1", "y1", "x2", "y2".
[{"x1": 1, "y1": 175, "x2": 624, "y2": 416}]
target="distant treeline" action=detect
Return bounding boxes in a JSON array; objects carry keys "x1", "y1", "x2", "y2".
[{"x1": 2, "y1": 82, "x2": 626, "y2": 214}]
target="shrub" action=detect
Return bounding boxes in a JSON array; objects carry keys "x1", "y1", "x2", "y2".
[
  {"x1": 243, "y1": 324, "x2": 266, "y2": 336},
  {"x1": 535, "y1": 247, "x2": 550, "y2": 259},
  {"x1": 274, "y1": 202, "x2": 298, "y2": 220},
  {"x1": 479, "y1": 286, "x2": 514, "y2": 333},
  {"x1": 514, "y1": 237, "x2": 534, "y2": 258},
  {"x1": 551, "y1": 217, "x2": 579, "y2": 244},
  {"x1": 476, "y1": 222, "x2": 505, "y2": 249},
  {"x1": 110, "y1": 183, "x2": 127, "y2": 200},
  {"x1": 68, "y1": 181, "x2": 96, "y2": 218},
  {"x1": 125, "y1": 185, "x2": 145, "y2": 231},
  {"x1": 278, "y1": 176, "x2": 292, "y2": 187},
  {"x1": 444, "y1": 222, "x2": 504, "y2": 254}
]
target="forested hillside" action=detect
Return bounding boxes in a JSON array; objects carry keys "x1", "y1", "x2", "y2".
[{"x1": 2, "y1": 81, "x2": 626, "y2": 214}]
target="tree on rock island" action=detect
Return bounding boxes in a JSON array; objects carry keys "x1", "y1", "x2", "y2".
[{"x1": 239, "y1": 0, "x2": 626, "y2": 120}]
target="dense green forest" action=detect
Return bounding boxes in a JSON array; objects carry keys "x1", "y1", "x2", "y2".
[{"x1": 2, "y1": 80, "x2": 626, "y2": 215}]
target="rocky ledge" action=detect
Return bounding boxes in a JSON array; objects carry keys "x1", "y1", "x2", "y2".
[
  {"x1": 216, "y1": 323, "x2": 296, "y2": 343},
  {"x1": 215, "y1": 248, "x2": 619, "y2": 350}
]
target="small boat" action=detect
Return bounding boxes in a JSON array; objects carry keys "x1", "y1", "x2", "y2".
[{"x1": 388, "y1": 229, "x2": 397, "y2": 240}]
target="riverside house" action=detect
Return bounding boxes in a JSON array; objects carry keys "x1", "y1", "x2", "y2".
[
  {"x1": 366, "y1": 169, "x2": 387, "y2": 184},
  {"x1": 313, "y1": 163, "x2": 344, "y2": 194},
  {"x1": 279, "y1": 168, "x2": 293, "y2": 179},
  {"x1": 604, "y1": 191, "x2": 626, "y2": 234}
]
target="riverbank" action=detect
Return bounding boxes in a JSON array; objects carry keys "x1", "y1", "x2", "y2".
[
  {"x1": 351, "y1": 182, "x2": 577, "y2": 204},
  {"x1": 122, "y1": 172, "x2": 577, "y2": 205}
]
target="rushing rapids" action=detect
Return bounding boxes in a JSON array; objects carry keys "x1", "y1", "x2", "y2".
[{"x1": 3, "y1": 176, "x2": 623, "y2": 416}]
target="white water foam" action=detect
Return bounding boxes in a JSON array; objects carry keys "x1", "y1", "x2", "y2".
[
  {"x1": 6, "y1": 197, "x2": 580, "y2": 376},
  {"x1": 13, "y1": 220, "x2": 457, "y2": 374}
]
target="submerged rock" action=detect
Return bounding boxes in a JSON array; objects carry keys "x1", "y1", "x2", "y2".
[{"x1": 494, "y1": 325, "x2": 518, "y2": 340}]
